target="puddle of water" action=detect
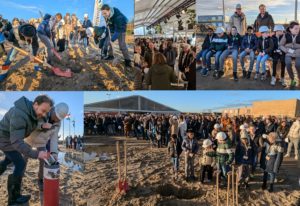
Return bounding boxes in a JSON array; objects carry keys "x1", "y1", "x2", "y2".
[{"x1": 58, "y1": 152, "x2": 84, "y2": 172}]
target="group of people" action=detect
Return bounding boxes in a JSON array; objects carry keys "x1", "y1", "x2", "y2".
[
  {"x1": 134, "y1": 37, "x2": 196, "y2": 90},
  {"x1": 197, "y1": 3, "x2": 300, "y2": 88},
  {"x1": 0, "y1": 95, "x2": 69, "y2": 205},
  {"x1": 65, "y1": 135, "x2": 83, "y2": 151},
  {"x1": 0, "y1": 3, "x2": 132, "y2": 71}
]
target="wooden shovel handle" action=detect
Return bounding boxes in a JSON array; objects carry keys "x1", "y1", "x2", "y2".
[
  {"x1": 116, "y1": 141, "x2": 121, "y2": 180},
  {"x1": 124, "y1": 141, "x2": 127, "y2": 179}
]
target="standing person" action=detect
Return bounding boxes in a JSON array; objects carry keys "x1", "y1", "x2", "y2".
[
  {"x1": 25, "y1": 103, "x2": 69, "y2": 190},
  {"x1": 199, "y1": 139, "x2": 215, "y2": 183},
  {"x1": 71, "y1": 14, "x2": 81, "y2": 46},
  {"x1": 101, "y1": 4, "x2": 132, "y2": 67},
  {"x1": 182, "y1": 129, "x2": 199, "y2": 182},
  {"x1": 248, "y1": 124, "x2": 262, "y2": 175},
  {"x1": 163, "y1": 40, "x2": 177, "y2": 69},
  {"x1": 276, "y1": 120, "x2": 290, "y2": 152},
  {"x1": 81, "y1": 14, "x2": 93, "y2": 52},
  {"x1": 185, "y1": 46, "x2": 196, "y2": 90},
  {"x1": 254, "y1": 4, "x2": 275, "y2": 32},
  {"x1": 145, "y1": 52, "x2": 176, "y2": 90},
  {"x1": 279, "y1": 21, "x2": 300, "y2": 88},
  {"x1": 229, "y1": 4, "x2": 247, "y2": 36},
  {"x1": 285, "y1": 118, "x2": 300, "y2": 160},
  {"x1": 205, "y1": 27, "x2": 228, "y2": 79},
  {"x1": 168, "y1": 134, "x2": 182, "y2": 180},
  {"x1": 219, "y1": 26, "x2": 242, "y2": 81},
  {"x1": 156, "y1": 119, "x2": 163, "y2": 148},
  {"x1": 240, "y1": 26, "x2": 257, "y2": 79},
  {"x1": 255, "y1": 26, "x2": 274, "y2": 81},
  {"x1": 178, "y1": 44, "x2": 194, "y2": 73},
  {"x1": 0, "y1": 95, "x2": 53, "y2": 205},
  {"x1": 178, "y1": 115, "x2": 187, "y2": 141},
  {"x1": 55, "y1": 13, "x2": 65, "y2": 52},
  {"x1": 198, "y1": 26, "x2": 215, "y2": 76},
  {"x1": 261, "y1": 132, "x2": 284, "y2": 192},
  {"x1": 64, "y1": 13, "x2": 72, "y2": 49},
  {"x1": 271, "y1": 25, "x2": 286, "y2": 86}
]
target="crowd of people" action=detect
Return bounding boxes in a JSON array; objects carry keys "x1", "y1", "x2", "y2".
[
  {"x1": 65, "y1": 135, "x2": 83, "y2": 151},
  {"x1": 0, "y1": 4, "x2": 132, "y2": 71},
  {"x1": 85, "y1": 112, "x2": 299, "y2": 192},
  {"x1": 134, "y1": 37, "x2": 196, "y2": 90},
  {"x1": 197, "y1": 3, "x2": 300, "y2": 88}
]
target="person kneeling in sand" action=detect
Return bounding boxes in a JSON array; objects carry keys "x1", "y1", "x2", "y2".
[{"x1": 24, "y1": 102, "x2": 69, "y2": 191}]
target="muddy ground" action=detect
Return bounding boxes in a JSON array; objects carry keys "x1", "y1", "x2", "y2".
[
  {"x1": 0, "y1": 39, "x2": 134, "y2": 91},
  {"x1": 83, "y1": 135, "x2": 300, "y2": 206}
]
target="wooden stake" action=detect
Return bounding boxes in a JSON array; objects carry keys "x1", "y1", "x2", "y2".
[
  {"x1": 236, "y1": 169, "x2": 239, "y2": 206},
  {"x1": 124, "y1": 141, "x2": 127, "y2": 181},
  {"x1": 232, "y1": 166, "x2": 235, "y2": 206},
  {"x1": 227, "y1": 172, "x2": 232, "y2": 206},
  {"x1": 116, "y1": 141, "x2": 121, "y2": 183},
  {"x1": 216, "y1": 171, "x2": 220, "y2": 206}
]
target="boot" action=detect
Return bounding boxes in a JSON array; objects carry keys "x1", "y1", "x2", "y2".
[
  {"x1": 246, "y1": 71, "x2": 251, "y2": 79},
  {"x1": 233, "y1": 72, "x2": 238, "y2": 81},
  {"x1": 242, "y1": 70, "x2": 247, "y2": 78},
  {"x1": 7, "y1": 174, "x2": 31, "y2": 206},
  {"x1": 261, "y1": 180, "x2": 267, "y2": 190},
  {"x1": 124, "y1": 59, "x2": 132, "y2": 68},
  {"x1": 268, "y1": 183, "x2": 274, "y2": 192},
  {"x1": 0, "y1": 163, "x2": 7, "y2": 176},
  {"x1": 103, "y1": 55, "x2": 114, "y2": 60}
]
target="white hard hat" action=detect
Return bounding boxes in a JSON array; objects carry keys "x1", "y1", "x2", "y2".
[
  {"x1": 214, "y1": 123, "x2": 221, "y2": 129},
  {"x1": 216, "y1": 132, "x2": 227, "y2": 141},
  {"x1": 202, "y1": 139, "x2": 213, "y2": 148},
  {"x1": 54, "y1": 103, "x2": 69, "y2": 120},
  {"x1": 259, "y1": 26, "x2": 269, "y2": 33},
  {"x1": 239, "y1": 125, "x2": 245, "y2": 130},
  {"x1": 173, "y1": 116, "x2": 177, "y2": 120},
  {"x1": 215, "y1": 27, "x2": 225, "y2": 34},
  {"x1": 86, "y1": 27, "x2": 94, "y2": 38},
  {"x1": 274, "y1": 25, "x2": 285, "y2": 32},
  {"x1": 84, "y1": 13, "x2": 88, "y2": 18}
]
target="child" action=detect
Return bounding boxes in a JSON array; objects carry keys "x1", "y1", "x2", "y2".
[
  {"x1": 198, "y1": 26, "x2": 216, "y2": 76},
  {"x1": 240, "y1": 26, "x2": 257, "y2": 79},
  {"x1": 168, "y1": 134, "x2": 182, "y2": 180},
  {"x1": 55, "y1": 13, "x2": 65, "y2": 52},
  {"x1": 219, "y1": 26, "x2": 242, "y2": 81},
  {"x1": 199, "y1": 139, "x2": 215, "y2": 183},
  {"x1": 235, "y1": 132, "x2": 255, "y2": 188},
  {"x1": 205, "y1": 27, "x2": 228, "y2": 79},
  {"x1": 255, "y1": 26, "x2": 274, "y2": 80},
  {"x1": 271, "y1": 25, "x2": 286, "y2": 86},
  {"x1": 261, "y1": 132, "x2": 284, "y2": 192}
]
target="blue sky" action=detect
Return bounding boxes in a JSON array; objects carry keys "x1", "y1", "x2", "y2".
[
  {"x1": 0, "y1": 92, "x2": 84, "y2": 138},
  {"x1": 0, "y1": 0, "x2": 134, "y2": 23},
  {"x1": 84, "y1": 91, "x2": 300, "y2": 113}
]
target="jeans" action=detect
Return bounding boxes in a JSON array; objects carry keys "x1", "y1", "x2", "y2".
[
  {"x1": 108, "y1": 32, "x2": 130, "y2": 60},
  {"x1": 4, "y1": 47, "x2": 18, "y2": 65},
  {"x1": 38, "y1": 33, "x2": 53, "y2": 62},
  {"x1": 2, "y1": 151, "x2": 26, "y2": 176},
  {"x1": 220, "y1": 49, "x2": 239, "y2": 72},
  {"x1": 285, "y1": 56, "x2": 300, "y2": 80},
  {"x1": 171, "y1": 157, "x2": 179, "y2": 172},
  {"x1": 256, "y1": 54, "x2": 269, "y2": 74},
  {"x1": 196, "y1": 49, "x2": 209, "y2": 66},
  {"x1": 263, "y1": 171, "x2": 276, "y2": 184},
  {"x1": 184, "y1": 152, "x2": 195, "y2": 178},
  {"x1": 217, "y1": 162, "x2": 230, "y2": 180},
  {"x1": 287, "y1": 138, "x2": 299, "y2": 157},
  {"x1": 240, "y1": 50, "x2": 255, "y2": 72},
  {"x1": 206, "y1": 50, "x2": 223, "y2": 70}
]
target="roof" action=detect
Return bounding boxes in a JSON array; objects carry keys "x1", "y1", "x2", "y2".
[
  {"x1": 85, "y1": 95, "x2": 180, "y2": 113},
  {"x1": 134, "y1": 0, "x2": 195, "y2": 28}
]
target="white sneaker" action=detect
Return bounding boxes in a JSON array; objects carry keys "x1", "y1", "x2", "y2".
[
  {"x1": 254, "y1": 73, "x2": 259, "y2": 80},
  {"x1": 284, "y1": 154, "x2": 290, "y2": 158},
  {"x1": 280, "y1": 78, "x2": 287, "y2": 86},
  {"x1": 295, "y1": 156, "x2": 299, "y2": 160},
  {"x1": 261, "y1": 73, "x2": 266, "y2": 81},
  {"x1": 271, "y1": 77, "x2": 276, "y2": 86}
]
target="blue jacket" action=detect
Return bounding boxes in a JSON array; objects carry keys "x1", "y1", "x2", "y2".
[
  {"x1": 82, "y1": 19, "x2": 93, "y2": 29},
  {"x1": 182, "y1": 138, "x2": 199, "y2": 154},
  {"x1": 107, "y1": 7, "x2": 128, "y2": 42},
  {"x1": 37, "y1": 14, "x2": 51, "y2": 38},
  {"x1": 241, "y1": 33, "x2": 257, "y2": 51},
  {"x1": 228, "y1": 34, "x2": 242, "y2": 50}
]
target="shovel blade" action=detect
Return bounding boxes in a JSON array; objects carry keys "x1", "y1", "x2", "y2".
[{"x1": 52, "y1": 67, "x2": 72, "y2": 78}]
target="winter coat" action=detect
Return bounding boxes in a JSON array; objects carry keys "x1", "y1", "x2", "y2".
[
  {"x1": 144, "y1": 49, "x2": 155, "y2": 68},
  {"x1": 216, "y1": 138, "x2": 234, "y2": 165},
  {"x1": 227, "y1": 34, "x2": 242, "y2": 50},
  {"x1": 264, "y1": 142, "x2": 284, "y2": 173},
  {"x1": 163, "y1": 47, "x2": 177, "y2": 67},
  {"x1": 146, "y1": 64, "x2": 176, "y2": 90},
  {"x1": 106, "y1": 7, "x2": 127, "y2": 41},
  {"x1": 256, "y1": 37, "x2": 274, "y2": 55},
  {"x1": 279, "y1": 32, "x2": 300, "y2": 58},
  {"x1": 271, "y1": 35, "x2": 284, "y2": 54},
  {"x1": 241, "y1": 33, "x2": 257, "y2": 51},
  {"x1": 235, "y1": 140, "x2": 255, "y2": 165},
  {"x1": 254, "y1": 12, "x2": 275, "y2": 32},
  {"x1": 168, "y1": 139, "x2": 182, "y2": 158},
  {"x1": 276, "y1": 126, "x2": 289, "y2": 140},
  {"x1": 178, "y1": 50, "x2": 194, "y2": 73},
  {"x1": 37, "y1": 15, "x2": 51, "y2": 38},
  {"x1": 287, "y1": 120, "x2": 300, "y2": 140},
  {"x1": 265, "y1": 123, "x2": 275, "y2": 134},
  {"x1": 200, "y1": 148, "x2": 216, "y2": 166},
  {"x1": 210, "y1": 34, "x2": 228, "y2": 52},
  {"x1": 169, "y1": 118, "x2": 179, "y2": 135},
  {"x1": 229, "y1": 12, "x2": 247, "y2": 35},
  {"x1": 178, "y1": 121, "x2": 187, "y2": 140},
  {"x1": 0, "y1": 97, "x2": 39, "y2": 158},
  {"x1": 202, "y1": 34, "x2": 216, "y2": 50},
  {"x1": 7, "y1": 24, "x2": 39, "y2": 56},
  {"x1": 182, "y1": 138, "x2": 199, "y2": 154}
]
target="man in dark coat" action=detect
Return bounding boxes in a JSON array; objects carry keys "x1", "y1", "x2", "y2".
[
  {"x1": 0, "y1": 95, "x2": 53, "y2": 205},
  {"x1": 254, "y1": 4, "x2": 275, "y2": 32}
]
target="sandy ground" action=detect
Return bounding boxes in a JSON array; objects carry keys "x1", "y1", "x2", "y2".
[
  {"x1": 0, "y1": 38, "x2": 134, "y2": 91},
  {"x1": 0, "y1": 146, "x2": 86, "y2": 206},
  {"x1": 83, "y1": 135, "x2": 300, "y2": 206}
]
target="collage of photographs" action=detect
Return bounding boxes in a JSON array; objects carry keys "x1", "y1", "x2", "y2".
[{"x1": 0, "y1": 0, "x2": 299, "y2": 206}]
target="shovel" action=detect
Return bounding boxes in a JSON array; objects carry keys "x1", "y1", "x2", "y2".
[
  {"x1": 116, "y1": 141, "x2": 129, "y2": 194},
  {"x1": 122, "y1": 141, "x2": 129, "y2": 193},
  {"x1": 6, "y1": 43, "x2": 72, "y2": 78}
]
